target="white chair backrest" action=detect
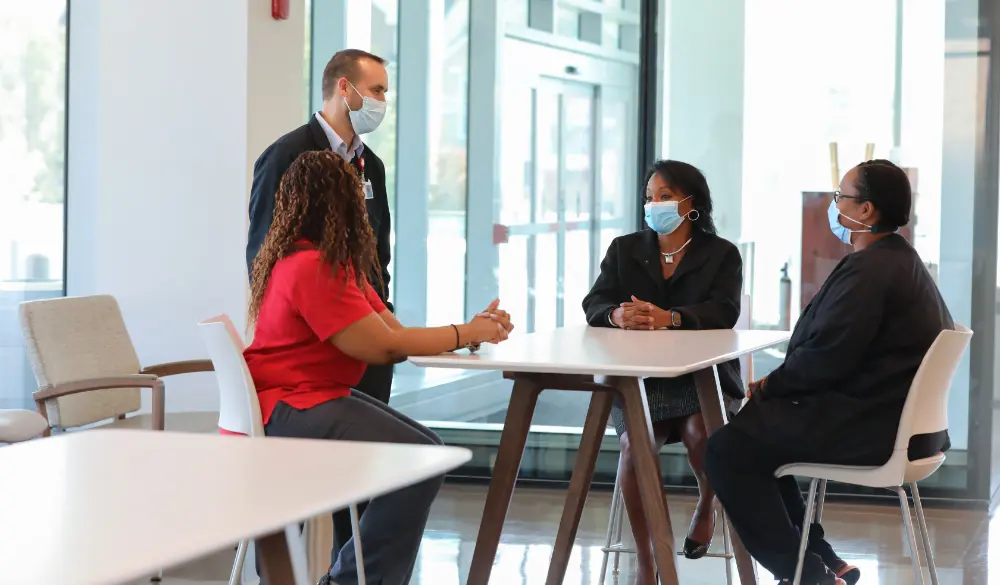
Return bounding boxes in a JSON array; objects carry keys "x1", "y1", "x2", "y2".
[
  {"x1": 736, "y1": 294, "x2": 753, "y2": 385},
  {"x1": 893, "y1": 324, "x2": 972, "y2": 450},
  {"x1": 198, "y1": 315, "x2": 264, "y2": 437}
]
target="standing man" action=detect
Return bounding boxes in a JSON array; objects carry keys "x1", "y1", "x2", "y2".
[
  {"x1": 247, "y1": 48, "x2": 393, "y2": 402},
  {"x1": 246, "y1": 49, "x2": 393, "y2": 562}
]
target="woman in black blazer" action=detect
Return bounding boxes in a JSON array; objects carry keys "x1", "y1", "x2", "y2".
[{"x1": 582, "y1": 160, "x2": 743, "y2": 583}]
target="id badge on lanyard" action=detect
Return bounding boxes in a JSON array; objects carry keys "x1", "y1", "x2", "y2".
[{"x1": 359, "y1": 156, "x2": 374, "y2": 200}]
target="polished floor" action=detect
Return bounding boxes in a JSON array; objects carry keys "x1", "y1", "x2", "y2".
[{"x1": 146, "y1": 483, "x2": 994, "y2": 585}]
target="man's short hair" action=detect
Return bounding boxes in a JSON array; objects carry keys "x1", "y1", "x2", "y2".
[{"x1": 321, "y1": 49, "x2": 387, "y2": 100}]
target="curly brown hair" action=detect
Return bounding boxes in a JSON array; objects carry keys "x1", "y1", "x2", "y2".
[{"x1": 248, "y1": 150, "x2": 379, "y2": 324}]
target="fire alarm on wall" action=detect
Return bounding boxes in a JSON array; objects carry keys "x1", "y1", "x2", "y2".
[{"x1": 272, "y1": 0, "x2": 290, "y2": 20}]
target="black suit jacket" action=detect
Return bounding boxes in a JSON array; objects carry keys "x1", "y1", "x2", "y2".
[
  {"x1": 582, "y1": 229, "x2": 745, "y2": 400},
  {"x1": 730, "y1": 234, "x2": 954, "y2": 465},
  {"x1": 246, "y1": 117, "x2": 393, "y2": 309}
]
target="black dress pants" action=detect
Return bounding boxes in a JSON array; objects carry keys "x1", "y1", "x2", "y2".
[
  {"x1": 705, "y1": 424, "x2": 851, "y2": 581},
  {"x1": 330, "y1": 363, "x2": 394, "y2": 558}
]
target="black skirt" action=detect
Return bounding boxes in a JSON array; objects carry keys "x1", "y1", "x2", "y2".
[{"x1": 610, "y1": 374, "x2": 738, "y2": 443}]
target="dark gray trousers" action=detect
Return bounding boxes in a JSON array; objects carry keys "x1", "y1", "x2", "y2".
[
  {"x1": 264, "y1": 390, "x2": 443, "y2": 585},
  {"x1": 331, "y1": 364, "x2": 395, "y2": 556}
]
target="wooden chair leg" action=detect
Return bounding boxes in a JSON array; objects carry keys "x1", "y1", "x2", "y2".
[
  {"x1": 467, "y1": 378, "x2": 542, "y2": 585},
  {"x1": 546, "y1": 391, "x2": 614, "y2": 585},
  {"x1": 693, "y1": 366, "x2": 758, "y2": 585},
  {"x1": 257, "y1": 526, "x2": 304, "y2": 585},
  {"x1": 34, "y1": 400, "x2": 52, "y2": 437},
  {"x1": 616, "y1": 376, "x2": 679, "y2": 585}
]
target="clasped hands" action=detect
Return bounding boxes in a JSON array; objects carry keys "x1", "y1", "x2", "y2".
[
  {"x1": 611, "y1": 296, "x2": 672, "y2": 330},
  {"x1": 469, "y1": 299, "x2": 514, "y2": 347}
]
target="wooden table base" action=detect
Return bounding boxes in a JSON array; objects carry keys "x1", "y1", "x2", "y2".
[
  {"x1": 693, "y1": 366, "x2": 759, "y2": 585},
  {"x1": 466, "y1": 373, "x2": 681, "y2": 585},
  {"x1": 257, "y1": 525, "x2": 308, "y2": 585}
]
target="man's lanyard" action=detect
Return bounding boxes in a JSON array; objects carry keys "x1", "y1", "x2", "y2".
[{"x1": 351, "y1": 153, "x2": 366, "y2": 182}]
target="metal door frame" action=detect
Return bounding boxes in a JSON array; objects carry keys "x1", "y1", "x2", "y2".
[{"x1": 502, "y1": 38, "x2": 637, "y2": 332}]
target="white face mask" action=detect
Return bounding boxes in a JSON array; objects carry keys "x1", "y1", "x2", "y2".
[{"x1": 344, "y1": 81, "x2": 387, "y2": 135}]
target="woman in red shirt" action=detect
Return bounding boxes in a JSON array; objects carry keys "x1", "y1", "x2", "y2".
[{"x1": 244, "y1": 151, "x2": 513, "y2": 585}]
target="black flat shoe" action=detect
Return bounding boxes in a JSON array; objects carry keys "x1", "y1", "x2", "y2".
[
  {"x1": 834, "y1": 564, "x2": 861, "y2": 585},
  {"x1": 682, "y1": 510, "x2": 715, "y2": 559},
  {"x1": 682, "y1": 536, "x2": 711, "y2": 559}
]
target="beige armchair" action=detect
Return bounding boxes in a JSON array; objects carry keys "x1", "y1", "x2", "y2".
[{"x1": 19, "y1": 295, "x2": 218, "y2": 435}]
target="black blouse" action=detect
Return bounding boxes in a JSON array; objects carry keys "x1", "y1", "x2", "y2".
[{"x1": 582, "y1": 229, "x2": 745, "y2": 399}]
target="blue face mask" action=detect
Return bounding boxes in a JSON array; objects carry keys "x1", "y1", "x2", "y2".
[
  {"x1": 827, "y1": 199, "x2": 872, "y2": 245},
  {"x1": 644, "y1": 196, "x2": 693, "y2": 235}
]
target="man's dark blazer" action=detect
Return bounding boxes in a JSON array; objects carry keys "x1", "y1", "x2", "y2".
[{"x1": 246, "y1": 116, "x2": 392, "y2": 310}]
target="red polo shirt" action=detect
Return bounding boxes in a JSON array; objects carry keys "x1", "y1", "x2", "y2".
[{"x1": 244, "y1": 246, "x2": 386, "y2": 424}]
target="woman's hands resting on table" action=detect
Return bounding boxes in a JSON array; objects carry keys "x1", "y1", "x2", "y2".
[
  {"x1": 610, "y1": 296, "x2": 673, "y2": 330},
  {"x1": 459, "y1": 299, "x2": 514, "y2": 346}
]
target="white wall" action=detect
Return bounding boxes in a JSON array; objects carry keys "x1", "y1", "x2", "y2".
[
  {"x1": 67, "y1": 0, "x2": 306, "y2": 412},
  {"x1": 659, "y1": 0, "x2": 745, "y2": 243}
]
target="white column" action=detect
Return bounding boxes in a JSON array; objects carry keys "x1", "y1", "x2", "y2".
[
  {"x1": 464, "y1": 0, "x2": 503, "y2": 320},
  {"x1": 660, "y1": 0, "x2": 745, "y2": 243},
  {"x1": 393, "y1": 0, "x2": 432, "y2": 326},
  {"x1": 309, "y1": 0, "x2": 349, "y2": 113},
  {"x1": 934, "y1": 0, "x2": 982, "y2": 452},
  {"x1": 67, "y1": 0, "x2": 306, "y2": 412}
]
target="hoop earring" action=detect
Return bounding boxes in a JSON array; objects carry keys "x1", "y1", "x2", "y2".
[{"x1": 687, "y1": 210, "x2": 700, "y2": 221}]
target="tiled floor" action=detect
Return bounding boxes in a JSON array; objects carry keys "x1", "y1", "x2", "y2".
[{"x1": 144, "y1": 483, "x2": 994, "y2": 585}]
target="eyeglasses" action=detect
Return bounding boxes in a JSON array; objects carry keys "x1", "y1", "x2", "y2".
[{"x1": 833, "y1": 191, "x2": 864, "y2": 203}]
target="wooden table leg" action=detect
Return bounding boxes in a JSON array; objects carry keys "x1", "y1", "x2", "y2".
[
  {"x1": 257, "y1": 525, "x2": 308, "y2": 585},
  {"x1": 467, "y1": 377, "x2": 542, "y2": 585},
  {"x1": 615, "y1": 377, "x2": 680, "y2": 585},
  {"x1": 693, "y1": 366, "x2": 758, "y2": 585},
  {"x1": 545, "y1": 390, "x2": 614, "y2": 585}
]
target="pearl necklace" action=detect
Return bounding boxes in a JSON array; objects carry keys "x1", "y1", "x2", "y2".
[{"x1": 661, "y1": 238, "x2": 692, "y2": 264}]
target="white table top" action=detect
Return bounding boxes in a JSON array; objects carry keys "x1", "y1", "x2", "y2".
[
  {"x1": 0, "y1": 430, "x2": 471, "y2": 585},
  {"x1": 410, "y1": 326, "x2": 790, "y2": 377}
]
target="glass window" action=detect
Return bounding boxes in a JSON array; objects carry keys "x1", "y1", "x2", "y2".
[
  {"x1": 656, "y1": 0, "x2": 991, "y2": 494},
  {"x1": 0, "y1": 0, "x2": 67, "y2": 409},
  {"x1": 310, "y1": 0, "x2": 998, "y2": 501}
]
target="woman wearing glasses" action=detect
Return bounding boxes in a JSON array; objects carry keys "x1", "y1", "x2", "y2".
[
  {"x1": 582, "y1": 160, "x2": 743, "y2": 585},
  {"x1": 706, "y1": 160, "x2": 954, "y2": 585}
]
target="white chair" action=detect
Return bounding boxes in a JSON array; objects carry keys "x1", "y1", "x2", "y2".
[
  {"x1": 778, "y1": 324, "x2": 972, "y2": 585},
  {"x1": 0, "y1": 409, "x2": 47, "y2": 444},
  {"x1": 598, "y1": 294, "x2": 753, "y2": 585},
  {"x1": 198, "y1": 315, "x2": 364, "y2": 585}
]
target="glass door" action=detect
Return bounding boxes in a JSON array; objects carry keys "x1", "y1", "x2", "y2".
[
  {"x1": 497, "y1": 39, "x2": 639, "y2": 430},
  {"x1": 499, "y1": 39, "x2": 638, "y2": 338}
]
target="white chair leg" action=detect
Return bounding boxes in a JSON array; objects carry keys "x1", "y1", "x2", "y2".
[
  {"x1": 792, "y1": 479, "x2": 819, "y2": 585},
  {"x1": 350, "y1": 503, "x2": 366, "y2": 585},
  {"x1": 598, "y1": 472, "x2": 622, "y2": 585},
  {"x1": 721, "y1": 507, "x2": 733, "y2": 585},
  {"x1": 151, "y1": 569, "x2": 163, "y2": 582},
  {"x1": 612, "y1": 482, "x2": 625, "y2": 574},
  {"x1": 229, "y1": 540, "x2": 248, "y2": 585},
  {"x1": 814, "y1": 479, "x2": 827, "y2": 522},
  {"x1": 910, "y1": 482, "x2": 938, "y2": 585},
  {"x1": 896, "y1": 486, "x2": 926, "y2": 585},
  {"x1": 243, "y1": 541, "x2": 259, "y2": 585}
]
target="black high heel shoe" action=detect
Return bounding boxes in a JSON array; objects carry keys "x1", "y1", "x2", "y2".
[{"x1": 682, "y1": 510, "x2": 716, "y2": 559}]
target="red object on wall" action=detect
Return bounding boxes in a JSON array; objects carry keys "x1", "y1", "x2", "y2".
[
  {"x1": 800, "y1": 189, "x2": 916, "y2": 311},
  {"x1": 492, "y1": 224, "x2": 510, "y2": 245},
  {"x1": 272, "y1": 0, "x2": 290, "y2": 20}
]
